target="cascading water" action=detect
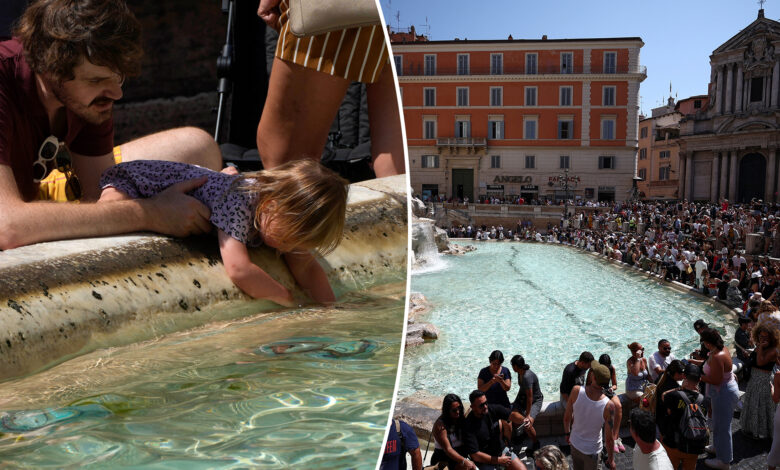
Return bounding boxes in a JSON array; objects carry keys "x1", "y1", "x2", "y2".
[{"x1": 411, "y1": 218, "x2": 448, "y2": 274}]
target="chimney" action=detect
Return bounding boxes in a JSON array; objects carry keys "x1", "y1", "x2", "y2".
[
  {"x1": 508, "y1": 34, "x2": 513, "y2": 40},
  {"x1": 411, "y1": 25, "x2": 416, "y2": 35},
  {"x1": 759, "y1": 8, "x2": 765, "y2": 18},
  {"x1": 542, "y1": 35, "x2": 547, "y2": 40}
]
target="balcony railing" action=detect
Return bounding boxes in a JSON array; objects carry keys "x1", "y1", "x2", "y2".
[
  {"x1": 400, "y1": 64, "x2": 646, "y2": 77},
  {"x1": 436, "y1": 137, "x2": 487, "y2": 148}
]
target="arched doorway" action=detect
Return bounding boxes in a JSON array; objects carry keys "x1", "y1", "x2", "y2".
[{"x1": 738, "y1": 153, "x2": 766, "y2": 202}]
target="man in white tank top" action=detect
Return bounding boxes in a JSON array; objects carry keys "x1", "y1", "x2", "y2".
[{"x1": 563, "y1": 361, "x2": 618, "y2": 470}]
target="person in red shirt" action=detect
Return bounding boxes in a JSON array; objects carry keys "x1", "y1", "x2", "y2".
[{"x1": 0, "y1": 0, "x2": 223, "y2": 249}]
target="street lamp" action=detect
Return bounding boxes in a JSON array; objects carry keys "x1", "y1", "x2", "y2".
[{"x1": 558, "y1": 168, "x2": 579, "y2": 226}]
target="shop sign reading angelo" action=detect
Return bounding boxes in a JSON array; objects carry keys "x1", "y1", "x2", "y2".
[{"x1": 493, "y1": 175, "x2": 533, "y2": 184}]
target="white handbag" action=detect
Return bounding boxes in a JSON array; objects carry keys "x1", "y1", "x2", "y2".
[{"x1": 288, "y1": 0, "x2": 381, "y2": 37}]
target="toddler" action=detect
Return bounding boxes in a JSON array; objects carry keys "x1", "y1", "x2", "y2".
[{"x1": 99, "y1": 159, "x2": 348, "y2": 306}]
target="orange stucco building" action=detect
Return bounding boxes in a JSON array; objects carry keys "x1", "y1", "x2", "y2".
[{"x1": 392, "y1": 33, "x2": 645, "y2": 202}]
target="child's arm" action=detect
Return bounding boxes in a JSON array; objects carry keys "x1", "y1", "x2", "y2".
[
  {"x1": 218, "y1": 230, "x2": 294, "y2": 306},
  {"x1": 283, "y1": 252, "x2": 336, "y2": 304}
]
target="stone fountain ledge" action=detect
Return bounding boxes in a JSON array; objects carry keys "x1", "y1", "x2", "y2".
[{"x1": 0, "y1": 175, "x2": 408, "y2": 382}]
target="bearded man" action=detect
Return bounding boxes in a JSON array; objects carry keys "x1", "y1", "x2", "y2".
[{"x1": 0, "y1": 0, "x2": 223, "y2": 249}]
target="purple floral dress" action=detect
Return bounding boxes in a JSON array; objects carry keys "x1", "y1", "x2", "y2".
[{"x1": 100, "y1": 160, "x2": 260, "y2": 245}]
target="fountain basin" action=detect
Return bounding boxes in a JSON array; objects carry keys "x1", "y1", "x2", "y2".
[{"x1": 0, "y1": 175, "x2": 408, "y2": 381}]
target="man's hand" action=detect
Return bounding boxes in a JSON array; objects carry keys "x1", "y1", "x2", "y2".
[
  {"x1": 257, "y1": 0, "x2": 282, "y2": 30},
  {"x1": 497, "y1": 455, "x2": 512, "y2": 466},
  {"x1": 143, "y1": 177, "x2": 211, "y2": 237}
]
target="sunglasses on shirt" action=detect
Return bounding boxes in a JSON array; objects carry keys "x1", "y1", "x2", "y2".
[{"x1": 34, "y1": 136, "x2": 82, "y2": 200}]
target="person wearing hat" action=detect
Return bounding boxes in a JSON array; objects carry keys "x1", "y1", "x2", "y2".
[
  {"x1": 563, "y1": 361, "x2": 618, "y2": 470},
  {"x1": 509, "y1": 355, "x2": 543, "y2": 453},
  {"x1": 660, "y1": 363, "x2": 708, "y2": 470}
]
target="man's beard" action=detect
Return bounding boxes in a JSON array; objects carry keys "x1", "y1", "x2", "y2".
[{"x1": 50, "y1": 81, "x2": 113, "y2": 126}]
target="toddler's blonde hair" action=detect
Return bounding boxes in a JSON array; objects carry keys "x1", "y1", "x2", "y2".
[{"x1": 240, "y1": 159, "x2": 348, "y2": 255}]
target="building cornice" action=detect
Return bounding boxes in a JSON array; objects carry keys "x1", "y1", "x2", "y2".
[
  {"x1": 391, "y1": 39, "x2": 644, "y2": 52},
  {"x1": 398, "y1": 73, "x2": 646, "y2": 83},
  {"x1": 404, "y1": 105, "x2": 629, "y2": 111}
]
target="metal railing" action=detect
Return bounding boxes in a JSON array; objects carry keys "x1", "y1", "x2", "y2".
[{"x1": 436, "y1": 137, "x2": 487, "y2": 147}]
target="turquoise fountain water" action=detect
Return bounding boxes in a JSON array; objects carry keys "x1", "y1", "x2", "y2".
[
  {"x1": 0, "y1": 284, "x2": 404, "y2": 469},
  {"x1": 402, "y1": 242, "x2": 732, "y2": 401}
]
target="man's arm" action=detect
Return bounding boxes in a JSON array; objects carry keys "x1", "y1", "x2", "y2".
[
  {"x1": 283, "y1": 252, "x2": 335, "y2": 303},
  {"x1": 0, "y1": 165, "x2": 211, "y2": 249},
  {"x1": 562, "y1": 385, "x2": 578, "y2": 434},
  {"x1": 524, "y1": 388, "x2": 534, "y2": 421},
  {"x1": 469, "y1": 451, "x2": 510, "y2": 467},
  {"x1": 603, "y1": 400, "x2": 617, "y2": 470},
  {"x1": 409, "y1": 447, "x2": 422, "y2": 470}
]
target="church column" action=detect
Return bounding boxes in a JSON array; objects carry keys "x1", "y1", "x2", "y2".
[
  {"x1": 711, "y1": 153, "x2": 720, "y2": 202},
  {"x1": 716, "y1": 66, "x2": 724, "y2": 114},
  {"x1": 725, "y1": 64, "x2": 733, "y2": 114},
  {"x1": 774, "y1": 61, "x2": 780, "y2": 107},
  {"x1": 678, "y1": 152, "x2": 687, "y2": 200},
  {"x1": 736, "y1": 64, "x2": 744, "y2": 112},
  {"x1": 719, "y1": 151, "x2": 729, "y2": 200},
  {"x1": 766, "y1": 148, "x2": 777, "y2": 202},
  {"x1": 685, "y1": 153, "x2": 694, "y2": 201},
  {"x1": 729, "y1": 151, "x2": 738, "y2": 202}
]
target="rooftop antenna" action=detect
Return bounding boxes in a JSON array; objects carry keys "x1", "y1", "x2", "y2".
[
  {"x1": 395, "y1": 10, "x2": 400, "y2": 32},
  {"x1": 759, "y1": 0, "x2": 766, "y2": 9}
]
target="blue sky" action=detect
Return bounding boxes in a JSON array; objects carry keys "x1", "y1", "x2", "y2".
[{"x1": 380, "y1": 0, "x2": 772, "y2": 116}]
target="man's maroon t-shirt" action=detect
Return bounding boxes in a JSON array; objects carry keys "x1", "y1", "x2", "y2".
[{"x1": 0, "y1": 38, "x2": 114, "y2": 201}]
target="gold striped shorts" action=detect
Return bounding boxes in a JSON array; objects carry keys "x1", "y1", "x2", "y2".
[{"x1": 274, "y1": 0, "x2": 389, "y2": 83}]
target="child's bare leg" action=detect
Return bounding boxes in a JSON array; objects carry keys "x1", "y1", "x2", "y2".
[{"x1": 98, "y1": 187, "x2": 130, "y2": 203}]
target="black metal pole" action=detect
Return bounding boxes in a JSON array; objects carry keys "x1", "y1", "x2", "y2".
[{"x1": 214, "y1": 0, "x2": 235, "y2": 143}]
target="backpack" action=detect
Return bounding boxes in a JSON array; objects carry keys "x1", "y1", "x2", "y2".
[
  {"x1": 675, "y1": 390, "x2": 708, "y2": 454},
  {"x1": 394, "y1": 419, "x2": 407, "y2": 456}
]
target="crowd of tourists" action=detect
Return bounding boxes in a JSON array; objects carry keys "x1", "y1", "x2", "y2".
[
  {"x1": 395, "y1": 326, "x2": 779, "y2": 470},
  {"x1": 448, "y1": 199, "x2": 780, "y2": 308},
  {"x1": 403, "y1": 199, "x2": 780, "y2": 469},
  {"x1": 418, "y1": 194, "x2": 626, "y2": 208}
]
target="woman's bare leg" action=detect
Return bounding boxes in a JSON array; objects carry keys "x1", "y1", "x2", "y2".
[
  {"x1": 366, "y1": 65, "x2": 405, "y2": 177},
  {"x1": 257, "y1": 58, "x2": 350, "y2": 169}
]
